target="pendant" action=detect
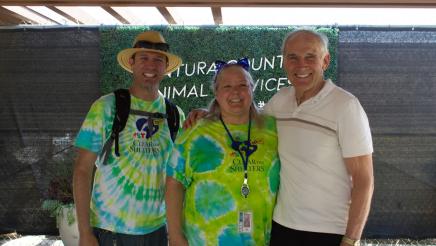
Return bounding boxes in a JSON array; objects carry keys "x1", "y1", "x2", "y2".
[{"x1": 241, "y1": 183, "x2": 250, "y2": 198}]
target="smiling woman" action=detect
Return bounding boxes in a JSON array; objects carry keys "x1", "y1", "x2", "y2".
[{"x1": 165, "y1": 58, "x2": 281, "y2": 246}]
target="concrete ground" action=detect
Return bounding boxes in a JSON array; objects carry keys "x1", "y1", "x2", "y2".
[
  {"x1": 0, "y1": 235, "x2": 62, "y2": 246},
  {"x1": 1, "y1": 235, "x2": 436, "y2": 246}
]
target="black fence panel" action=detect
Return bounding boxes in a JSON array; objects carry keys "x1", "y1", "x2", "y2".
[
  {"x1": 0, "y1": 27, "x2": 100, "y2": 234},
  {"x1": 338, "y1": 27, "x2": 436, "y2": 238}
]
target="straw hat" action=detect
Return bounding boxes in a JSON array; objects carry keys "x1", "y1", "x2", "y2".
[{"x1": 117, "y1": 31, "x2": 182, "y2": 74}]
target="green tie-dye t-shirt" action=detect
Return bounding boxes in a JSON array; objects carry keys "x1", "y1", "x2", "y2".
[
  {"x1": 75, "y1": 92, "x2": 184, "y2": 235},
  {"x1": 167, "y1": 116, "x2": 280, "y2": 246}
]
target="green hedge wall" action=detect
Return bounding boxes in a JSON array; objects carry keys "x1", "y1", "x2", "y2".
[{"x1": 100, "y1": 26, "x2": 338, "y2": 113}]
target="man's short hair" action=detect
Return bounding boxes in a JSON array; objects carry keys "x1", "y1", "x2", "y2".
[{"x1": 281, "y1": 29, "x2": 329, "y2": 55}]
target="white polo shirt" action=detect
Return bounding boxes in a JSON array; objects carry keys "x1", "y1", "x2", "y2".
[{"x1": 264, "y1": 79, "x2": 373, "y2": 235}]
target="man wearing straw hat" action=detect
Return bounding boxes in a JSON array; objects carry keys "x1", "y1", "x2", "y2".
[{"x1": 73, "y1": 30, "x2": 184, "y2": 246}]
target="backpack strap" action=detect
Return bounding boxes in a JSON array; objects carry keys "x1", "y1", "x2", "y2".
[
  {"x1": 100, "y1": 88, "x2": 130, "y2": 165},
  {"x1": 100, "y1": 92, "x2": 178, "y2": 165},
  {"x1": 165, "y1": 98, "x2": 180, "y2": 142}
]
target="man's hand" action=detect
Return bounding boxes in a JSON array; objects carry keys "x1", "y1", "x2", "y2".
[
  {"x1": 169, "y1": 234, "x2": 189, "y2": 246},
  {"x1": 183, "y1": 108, "x2": 208, "y2": 129},
  {"x1": 78, "y1": 229, "x2": 99, "y2": 246}
]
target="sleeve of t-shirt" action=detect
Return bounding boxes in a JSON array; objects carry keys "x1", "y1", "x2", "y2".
[
  {"x1": 338, "y1": 97, "x2": 373, "y2": 158},
  {"x1": 74, "y1": 98, "x2": 108, "y2": 154},
  {"x1": 167, "y1": 129, "x2": 192, "y2": 188}
]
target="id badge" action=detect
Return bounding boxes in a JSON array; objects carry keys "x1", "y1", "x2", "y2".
[{"x1": 238, "y1": 211, "x2": 252, "y2": 233}]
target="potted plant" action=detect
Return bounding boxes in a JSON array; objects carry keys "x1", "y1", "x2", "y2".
[{"x1": 42, "y1": 150, "x2": 79, "y2": 246}]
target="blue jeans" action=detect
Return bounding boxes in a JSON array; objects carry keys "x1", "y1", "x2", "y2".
[{"x1": 93, "y1": 226, "x2": 167, "y2": 246}]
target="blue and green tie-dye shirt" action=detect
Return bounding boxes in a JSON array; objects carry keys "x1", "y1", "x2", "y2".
[
  {"x1": 75, "y1": 92, "x2": 184, "y2": 235},
  {"x1": 167, "y1": 116, "x2": 280, "y2": 246}
]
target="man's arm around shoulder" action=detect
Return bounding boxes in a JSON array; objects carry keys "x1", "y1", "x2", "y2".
[{"x1": 73, "y1": 148, "x2": 98, "y2": 246}]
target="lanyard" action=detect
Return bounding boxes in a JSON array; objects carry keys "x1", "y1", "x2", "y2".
[{"x1": 220, "y1": 114, "x2": 256, "y2": 198}]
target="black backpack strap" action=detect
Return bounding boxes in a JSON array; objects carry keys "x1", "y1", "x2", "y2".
[
  {"x1": 100, "y1": 88, "x2": 130, "y2": 165},
  {"x1": 165, "y1": 98, "x2": 180, "y2": 142}
]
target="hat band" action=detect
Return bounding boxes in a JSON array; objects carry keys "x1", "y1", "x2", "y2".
[{"x1": 133, "y1": 40, "x2": 169, "y2": 52}]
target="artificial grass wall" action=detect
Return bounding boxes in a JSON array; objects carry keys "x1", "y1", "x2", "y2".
[{"x1": 100, "y1": 26, "x2": 338, "y2": 113}]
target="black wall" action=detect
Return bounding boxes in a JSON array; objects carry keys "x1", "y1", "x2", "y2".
[
  {"x1": 0, "y1": 27, "x2": 100, "y2": 234},
  {"x1": 338, "y1": 28, "x2": 436, "y2": 238}
]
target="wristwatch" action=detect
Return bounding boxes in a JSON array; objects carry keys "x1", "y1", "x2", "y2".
[{"x1": 342, "y1": 236, "x2": 361, "y2": 246}]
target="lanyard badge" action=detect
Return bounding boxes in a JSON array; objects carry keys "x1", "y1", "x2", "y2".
[
  {"x1": 241, "y1": 178, "x2": 250, "y2": 198},
  {"x1": 220, "y1": 114, "x2": 257, "y2": 198}
]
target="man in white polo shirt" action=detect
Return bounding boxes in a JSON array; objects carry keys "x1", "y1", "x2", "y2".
[{"x1": 266, "y1": 29, "x2": 374, "y2": 246}]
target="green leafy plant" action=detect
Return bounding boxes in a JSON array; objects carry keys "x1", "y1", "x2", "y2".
[
  {"x1": 41, "y1": 148, "x2": 75, "y2": 226},
  {"x1": 42, "y1": 200, "x2": 75, "y2": 226}
]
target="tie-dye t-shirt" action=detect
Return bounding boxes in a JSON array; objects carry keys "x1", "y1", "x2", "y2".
[
  {"x1": 167, "y1": 116, "x2": 280, "y2": 246},
  {"x1": 75, "y1": 92, "x2": 184, "y2": 235}
]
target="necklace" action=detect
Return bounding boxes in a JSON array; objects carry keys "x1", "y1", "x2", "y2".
[{"x1": 220, "y1": 113, "x2": 257, "y2": 198}]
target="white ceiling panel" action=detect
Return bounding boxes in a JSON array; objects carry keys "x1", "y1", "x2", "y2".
[
  {"x1": 55, "y1": 6, "x2": 120, "y2": 25},
  {"x1": 222, "y1": 7, "x2": 436, "y2": 26},
  {"x1": 167, "y1": 7, "x2": 214, "y2": 25},
  {"x1": 3, "y1": 5, "x2": 436, "y2": 27},
  {"x1": 26, "y1": 6, "x2": 75, "y2": 25},
  {"x1": 2, "y1": 6, "x2": 54, "y2": 24},
  {"x1": 111, "y1": 7, "x2": 167, "y2": 25}
]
